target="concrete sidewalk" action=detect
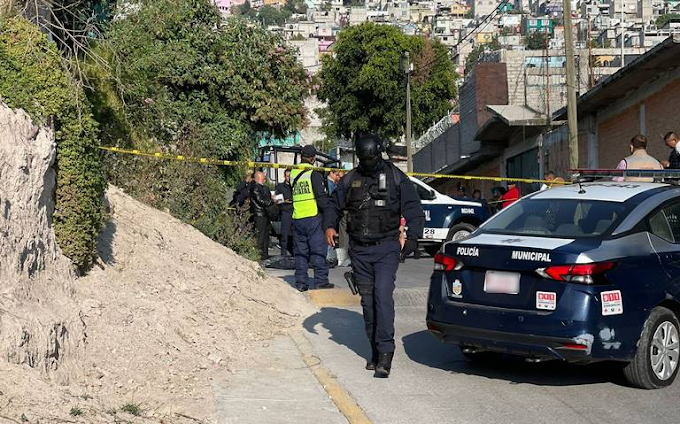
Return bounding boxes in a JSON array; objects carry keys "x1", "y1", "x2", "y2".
[{"x1": 211, "y1": 334, "x2": 350, "y2": 424}]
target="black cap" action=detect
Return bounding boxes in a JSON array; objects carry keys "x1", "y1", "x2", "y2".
[{"x1": 301, "y1": 145, "x2": 317, "y2": 157}]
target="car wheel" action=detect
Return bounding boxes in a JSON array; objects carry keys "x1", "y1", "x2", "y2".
[
  {"x1": 446, "y1": 223, "x2": 476, "y2": 242},
  {"x1": 424, "y1": 245, "x2": 441, "y2": 257},
  {"x1": 623, "y1": 306, "x2": 680, "y2": 389}
]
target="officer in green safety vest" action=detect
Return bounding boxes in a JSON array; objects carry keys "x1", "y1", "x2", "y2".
[{"x1": 290, "y1": 145, "x2": 334, "y2": 291}]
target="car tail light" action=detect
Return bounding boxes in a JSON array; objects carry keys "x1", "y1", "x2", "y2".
[
  {"x1": 561, "y1": 343, "x2": 589, "y2": 351},
  {"x1": 434, "y1": 253, "x2": 463, "y2": 271},
  {"x1": 536, "y1": 262, "x2": 615, "y2": 285}
]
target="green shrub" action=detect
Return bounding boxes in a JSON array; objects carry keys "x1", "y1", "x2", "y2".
[
  {"x1": 0, "y1": 17, "x2": 104, "y2": 271},
  {"x1": 121, "y1": 402, "x2": 142, "y2": 416},
  {"x1": 86, "y1": 0, "x2": 308, "y2": 261}
]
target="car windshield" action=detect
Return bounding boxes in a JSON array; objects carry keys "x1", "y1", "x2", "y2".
[{"x1": 481, "y1": 199, "x2": 628, "y2": 238}]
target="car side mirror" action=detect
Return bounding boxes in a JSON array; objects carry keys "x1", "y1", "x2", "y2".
[{"x1": 428, "y1": 190, "x2": 437, "y2": 201}]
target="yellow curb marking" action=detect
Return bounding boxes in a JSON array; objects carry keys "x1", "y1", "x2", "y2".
[
  {"x1": 289, "y1": 331, "x2": 372, "y2": 424},
  {"x1": 307, "y1": 288, "x2": 361, "y2": 307}
]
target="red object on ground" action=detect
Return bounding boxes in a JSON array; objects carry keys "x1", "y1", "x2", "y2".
[{"x1": 501, "y1": 185, "x2": 520, "y2": 208}]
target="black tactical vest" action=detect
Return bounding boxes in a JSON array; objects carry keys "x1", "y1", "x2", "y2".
[{"x1": 344, "y1": 163, "x2": 402, "y2": 243}]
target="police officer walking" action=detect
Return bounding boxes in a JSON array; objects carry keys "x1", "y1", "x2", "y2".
[
  {"x1": 325, "y1": 134, "x2": 424, "y2": 378},
  {"x1": 291, "y1": 145, "x2": 334, "y2": 291}
]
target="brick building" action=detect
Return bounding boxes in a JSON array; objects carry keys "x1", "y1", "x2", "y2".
[
  {"x1": 547, "y1": 34, "x2": 680, "y2": 176},
  {"x1": 415, "y1": 34, "x2": 680, "y2": 199}
]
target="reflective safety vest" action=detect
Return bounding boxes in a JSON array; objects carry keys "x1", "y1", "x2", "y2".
[
  {"x1": 623, "y1": 151, "x2": 663, "y2": 182},
  {"x1": 291, "y1": 164, "x2": 319, "y2": 219}
]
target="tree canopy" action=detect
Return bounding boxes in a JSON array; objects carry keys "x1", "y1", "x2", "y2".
[
  {"x1": 656, "y1": 13, "x2": 680, "y2": 29},
  {"x1": 89, "y1": 0, "x2": 310, "y2": 259},
  {"x1": 100, "y1": 0, "x2": 309, "y2": 147},
  {"x1": 283, "y1": 0, "x2": 307, "y2": 14},
  {"x1": 524, "y1": 31, "x2": 549, "y2": 50},
  {"x1": 317, "y1": 23, "x2": 458, "y2": 142},
  {"x1": 235, "y1": 0, "x2": 307, "y2": 26}
]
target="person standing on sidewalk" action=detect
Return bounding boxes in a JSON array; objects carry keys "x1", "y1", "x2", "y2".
[
  {"x1": 230, "y1": 171, "x2": 253, "y2": 207},
  {"x1": 326, "y1": 168, "x2": 343, "y2": 266},
  {"x1": 615, "y1": 134, "x2": 663, "y2": 181},
  {"x1": 291, "y1": 145, "x2": 334, "y2": 291},
  {"x1": 276, "y1": 169, "x2": 294, "y2": 256},
  {"x1": 325, "y1": 133, "x2": 425, "y2": 379},
  {"x1": 501, "y1": 183, "x2": 519, "y2": 208},
  {"x1": 661, "y1": 132, "x2": 680, "y2": 169},
  {"x1": 250, "y1": 171, "x2": 274, "y2": 260}
]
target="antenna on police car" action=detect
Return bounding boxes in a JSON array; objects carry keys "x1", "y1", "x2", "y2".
[{"x1": 569, "y1": 170, "x2": 588, "y2": 193}]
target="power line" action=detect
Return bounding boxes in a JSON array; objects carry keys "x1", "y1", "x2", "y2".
[
  {"x1": 452, "y1": 1, "x2": 512, "y2": 52},
  {"x1": 416, "y1": 1, "x2": 512, "y2": 72}
]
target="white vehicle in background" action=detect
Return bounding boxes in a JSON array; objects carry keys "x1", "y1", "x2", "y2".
[{"x1": 410, "y1": 177, "x2": 490, "y2": 256}]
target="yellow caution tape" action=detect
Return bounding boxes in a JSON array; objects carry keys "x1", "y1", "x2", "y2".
[{"x1": 99, "y1": 146, "x2": 567, "y2": 185}]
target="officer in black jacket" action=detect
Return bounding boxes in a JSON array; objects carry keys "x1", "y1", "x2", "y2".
[
  {"x1": 275, "y1": 169, "x2": 294, "y2": 256},
  {"x1": 250, "y1": 171, "x2": 274, "y2": 260},
  {"x1": 325, "y1": 134, "x2": 424, "y2": 378},
  {"x1": 230, "y1": 172, "x2": 253, "y2": 208}
]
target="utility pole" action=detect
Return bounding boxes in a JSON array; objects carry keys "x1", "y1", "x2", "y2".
[
  {"x1": 563, "y1": 0, "x2": 579, "y2": 169},
  {"x1": 545, "y1": 36, "x2": 551, "y2": 124},
  {"x1": 620, "y1": 0, "x2": 625, "y2": 68},
  {"x1": 405, "y1": 51, "x2": 413, "y2": 173},
  {"x1": 587, "y1": 12, "x2": 594, "y2": 88}
]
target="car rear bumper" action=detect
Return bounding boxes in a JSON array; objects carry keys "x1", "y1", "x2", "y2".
[
  {"x1": 426, "y1": 272, "x2": 639, "y2": 362},
  {"x1": 426, "y1": 319, "x2": 595, "y2": 362}
]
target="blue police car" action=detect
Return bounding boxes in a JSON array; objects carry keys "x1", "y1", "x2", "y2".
[
  {"x1": 410, "y1": 177, "x2": 489, "y2": 256},
  {"x1": 427, "y1": 177, "x2": 680, "y2": 389}
]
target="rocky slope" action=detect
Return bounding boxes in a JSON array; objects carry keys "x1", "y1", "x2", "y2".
[{"x1": 0, "y1": 102, "x2": 312, "y2": 423}]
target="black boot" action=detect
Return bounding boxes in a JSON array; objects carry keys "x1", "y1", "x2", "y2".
[
  {"x1": 373, "y1": 353, "x2": 394, "y2": 378},
  {"x1": 366, "y1": 346, "x2": 379, "y2": 371}
]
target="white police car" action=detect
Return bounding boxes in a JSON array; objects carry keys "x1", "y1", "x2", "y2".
[
  {"x1": 410, "y1": 177, "x2": 489, "y2": 256},
  {"x1": 427, "y1": 170, "x2": 680, "y2": 389}
]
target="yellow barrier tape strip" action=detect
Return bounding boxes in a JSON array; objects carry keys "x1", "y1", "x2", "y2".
[{"x1": 99, "y1": 146, "x2": 566, "y2": 185}]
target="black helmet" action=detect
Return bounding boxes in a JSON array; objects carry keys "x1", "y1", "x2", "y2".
[{"x1": 355, "y1": 133, "x2": 384, "y2": 173}]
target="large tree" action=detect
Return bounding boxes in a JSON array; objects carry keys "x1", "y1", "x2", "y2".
[
  {"x1": 90, "y1": 0, "x2": 310, "y2": 259},
  {"x1": 317, "y1": 23, "x2": 458, "y2": 142}
]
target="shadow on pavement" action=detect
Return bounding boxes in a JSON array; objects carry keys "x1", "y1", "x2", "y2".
[
  {"x1": 303, "y1": 307, "x2": 369, "y2": 361},
  {"x1": 402, "y1": 330, "x2": 627, "y2": 387}
]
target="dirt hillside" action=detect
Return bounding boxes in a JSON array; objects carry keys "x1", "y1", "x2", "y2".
[{"x1": 0, "y1": 102, "x2": 313, "y2": 423}]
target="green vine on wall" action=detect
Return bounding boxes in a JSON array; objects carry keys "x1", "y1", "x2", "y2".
[{"x1": 0, "y1": 17, "x2": 105, "y2": 272}]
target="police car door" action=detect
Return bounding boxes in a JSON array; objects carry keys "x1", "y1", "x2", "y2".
[{"x1": 411, "y1": 180, "x2": 443, "y2": 241}]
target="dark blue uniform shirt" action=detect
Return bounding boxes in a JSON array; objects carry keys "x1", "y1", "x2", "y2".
[{"x1": 324, "y1": 161, "x2": 425, "y2": 241}]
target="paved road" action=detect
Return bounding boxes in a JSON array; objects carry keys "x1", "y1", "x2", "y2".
[{"x1": 267, "y1": 251, "x2": 680, "y2": 424}]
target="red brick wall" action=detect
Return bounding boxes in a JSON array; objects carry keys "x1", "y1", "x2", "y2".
[
  {"x1": 474, "y1": 63, "x2": 509, "y2": 127},
  {"x1": 598, "y1": 104, "x2": 640, "y2": 168},
  {"x1": 644, "y1": 78, "x2": 680, "y2": 163}
]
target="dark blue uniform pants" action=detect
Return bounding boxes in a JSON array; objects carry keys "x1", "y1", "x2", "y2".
[
  {"x1": 293, "y1": 215, "x2": 329, "y2": 288},
  {"x1": 280, "y1": 211, "x2": 293, "y2": 255},
  {"x1": 351, "y1": 240, "x2": 401, "y2": 354}
]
